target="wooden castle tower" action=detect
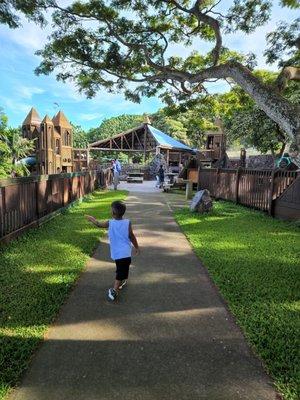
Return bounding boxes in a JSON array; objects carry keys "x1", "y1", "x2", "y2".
[{"x1": 22, "y1": 108, "x2": 73, "y2": 174}]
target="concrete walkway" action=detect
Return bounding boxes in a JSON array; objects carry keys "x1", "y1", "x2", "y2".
[{"x1": 9, "y1": 184, "x2": 277, "y2": 400}]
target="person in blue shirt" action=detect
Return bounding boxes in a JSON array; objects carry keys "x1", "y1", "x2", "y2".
[
  {"x1": 86, "y1": 201, "x2": 139, "y2": 301},
  {"x1": 112, "y1": 159, "x2": 122, "y2": 190}
]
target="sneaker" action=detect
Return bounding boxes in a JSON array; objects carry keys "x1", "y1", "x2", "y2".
[
  {"x1": 107, "y1": 288, "x2": 117, "y2": 301},
  {"x1": 119, "y1": 280, "x2": 127, "y2": 290}
]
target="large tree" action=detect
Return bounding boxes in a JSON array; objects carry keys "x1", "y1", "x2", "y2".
[
  {"x1": 2, "y1": 1, "x2": 300, "y2": 147},
  {"x1": 151, "y1": 109, "x2": 190, "y2": 144},
  {"x1": 223, "y1": 72, "x2": 300, "y2": 157},
  {"x1": 225, "y1": 107, "x2": 289, "y2": 157},
  {"x1": 71, "y1": 123, "x2": 89, "y2": 148},
  {"x1": 152, "y1": 102, "x2": 218, "y2": 148}
]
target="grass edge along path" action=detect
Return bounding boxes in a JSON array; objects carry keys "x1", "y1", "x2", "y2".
[
  {"x1": 0, "y1": 190, "x2": 127, "y2": 400},
  {"x1": 174, "y1": 201, "x2": 300, "y2": 400}
]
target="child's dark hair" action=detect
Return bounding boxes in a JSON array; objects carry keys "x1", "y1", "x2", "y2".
[{"x1": 111, "y1": 201, "x2": 126, "y2": 218}]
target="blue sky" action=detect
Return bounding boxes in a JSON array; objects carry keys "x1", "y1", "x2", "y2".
[{"x1": 0, "y1": 1, "x2": 298, "y2": 130}]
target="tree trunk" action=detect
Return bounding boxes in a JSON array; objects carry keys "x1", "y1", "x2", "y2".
[
  {"x1": 189, "y1": 62, "x2": 300, "y2": 148},
  {"x1": 275, "y1": 124, "x2": 287, "y2": 158},
  {"x1": 278, "y1": 142, "x2": 286, "y2": 158}
]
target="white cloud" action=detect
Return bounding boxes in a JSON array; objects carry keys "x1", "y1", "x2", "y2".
[
  {"x1": 0, "y1": 96, "x2": 32, "y2": 115},
  {"x1": 49, "y1": 78, "x2": 86, "y2": 103},
  {"x1": 15, "y1": 85, "x2": 45, "y2": 99},
  {"x1": 79, "y1": 113, "x2": 103, "y2": 121},
  {"x1": 2, "y1": 18, "x2": 49, "y2": 53}
]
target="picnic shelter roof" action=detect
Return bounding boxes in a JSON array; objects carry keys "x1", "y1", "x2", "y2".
[{"x1": 89, "y1": 123, "x2": 194, "y2": 153}]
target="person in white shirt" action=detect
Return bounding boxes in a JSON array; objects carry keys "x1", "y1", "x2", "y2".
[{"x1": 86, "y1": 200, "x2": 139, "y2": 301}]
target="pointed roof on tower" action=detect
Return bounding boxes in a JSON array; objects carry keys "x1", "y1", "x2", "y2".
[
  {"x1": 143, "y1": 114, "x2": 151, "y2": 124},
  {"x1": 42, "y1": 114, "x2": 54, "y2": 125},
  {"x1": 22, "y1": 107, "x2": 41, "y2": 126},
  {"x1": 52, "y1": 110, "x2": 72, "y2": 128}
]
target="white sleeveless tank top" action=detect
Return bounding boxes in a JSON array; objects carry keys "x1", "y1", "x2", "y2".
[{"x1": 108, "y1": 219, "x2": 132, "y2": 260}]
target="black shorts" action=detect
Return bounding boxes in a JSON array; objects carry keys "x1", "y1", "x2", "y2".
[{"x1": 115, "y1": 257, "x2": 131, "y2": 281}]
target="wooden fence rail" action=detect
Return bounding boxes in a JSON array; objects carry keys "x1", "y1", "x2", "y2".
[
  {"x1": 0, "y1": 168, "x2": 112, "y2": 244},
  {"x1": 197, "y1": 168, "x2": 300, "y2": 220}
]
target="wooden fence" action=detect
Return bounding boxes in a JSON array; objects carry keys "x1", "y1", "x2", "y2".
[
  {"x1": 197, "y1": 168, "x2": 300, "y2": 219},
  {"x1": 0, "y1": 168, "x2": 112, "y2": 244}
]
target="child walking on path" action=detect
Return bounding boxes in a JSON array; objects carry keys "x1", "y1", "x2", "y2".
[{"x1": 86, "y1": 200, "x2": 139, "y2": 301}]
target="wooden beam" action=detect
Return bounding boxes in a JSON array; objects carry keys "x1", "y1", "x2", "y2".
[
  {"x1": 143, "y1": 126, "x2": 147, "y2": 162},
  {"x1": 112, "y1": 138, "x2": 120, "y2": 149},
  {"x1": 121, "y1": 135, "x2": 123, "y2": 150},
  {"x1": 87, "y1": 149, "x2": 90, "y2": 168},
  {"x1": 89, "y1": 123, "x2": 144, "y2": 147},
  {"x1": 123, "y1": 134, "x2": 131, "y2": 149},
  {"x1": 109, "y1": 139, "x2": 112, "y2": 150},
  {"x1": 132, "y1": 132, "x2": 134, "y2": 149},
  {"x1": 134, "y1": 131, "x2": 143, "y2": 149},
  {"x1": 90, "y1": 147, "x2": 153, "y2": 153}
]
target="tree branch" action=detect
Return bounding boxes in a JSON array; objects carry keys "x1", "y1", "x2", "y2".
[
  {"x1": 161, "y1": 0, "x2": 222, "y2": 65},
  {"x1": 191, "y1": 3, "x2": 222, "y2": 65},
  {"x1": 276, "y1": 66, "x2": 300, "y2": 91}
]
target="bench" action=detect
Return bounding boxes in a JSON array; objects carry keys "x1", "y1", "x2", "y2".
[
  {"x1": 163, "y1": 183, "x2": 173, "y2": 192},
  {"x1": 162, "y1": 179, "x2": 174, "y2": 192},
  {"x1": 174, "y1": 182, "x2": 186, "y2": 190},
  {"x1": 174, "y1": 178, "x2": 189, "y2": 190},
  {"x1": 126, "y1": 172, "x2": 144, "y2": 183}
]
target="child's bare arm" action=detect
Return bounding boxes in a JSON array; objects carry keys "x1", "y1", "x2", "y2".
[
  {"x1": 85, "y1": 215, "x2": 109, "y2": 229},
  {"x1": 129, "y1": 222, "x2": 140, "y2": 254}
]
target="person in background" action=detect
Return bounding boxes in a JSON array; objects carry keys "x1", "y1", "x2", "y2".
[
  {"x1": 112, "y1": 159, "x2": 122, "y2": 190},
  {"x1": 158, "y1": 164, "x2": 165, "y2": 188},
  {"x1": 155, "y1": 174, "x2": 160, "y2": 188},
  {"x1": 115, "y1": 158, "x2": 121, "y2": 172}
]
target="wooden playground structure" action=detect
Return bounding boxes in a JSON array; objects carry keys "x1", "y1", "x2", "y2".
[{"x1": 89, "y1": 119, "x2": 195, "y2": 173}]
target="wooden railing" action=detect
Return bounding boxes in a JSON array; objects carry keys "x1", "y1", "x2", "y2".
[
  {"x1": 0, "y1": 169, "x2": 112, "y2": 244},
  {"x1": 197, "y1": 168, "x2": 299, "y2": 216}
]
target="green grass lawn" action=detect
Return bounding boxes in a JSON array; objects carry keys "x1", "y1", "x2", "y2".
[
  {"x1": 0, "y1": 190, "x2": 127, "y2": 400},
  {"x1": 174, "y1": 201, "x2": 300, "y2": 400}
]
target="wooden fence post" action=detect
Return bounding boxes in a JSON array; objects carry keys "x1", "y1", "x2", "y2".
[
  {"x1": 35, "y1": 179, "x2": 40, "y2": 223},
  {"x1": 78, "y1": 175, "x2": 81, "y2": 199},
  {"x1": 89, "y1": 172, "x2": 92, "y2": 192},
  {"x1": 235, "y1": 167, "x2": 241, "y2": 204},
  {"x1": 268, "y1": 169, "x2": 276, "y2": 216},
  {"x1": 216, "y1": 168, "x2": 220, "y2": 199},
  {"x1": 186, "y1": 180, "x2": 193, "y2": 200},
  {"x1": 197, "y1": 166, "x2": 201, "y2": 191},
  {"x1": 49, "y1": 177, "x2": 53, "y2": 214},
  {"x1": 0, "y1": 187, "x2": 4, "y2": 238}
]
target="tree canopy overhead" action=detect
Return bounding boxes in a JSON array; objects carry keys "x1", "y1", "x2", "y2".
[{"x1": 2, "y1": 0, "x2": 300, "y2": 149}]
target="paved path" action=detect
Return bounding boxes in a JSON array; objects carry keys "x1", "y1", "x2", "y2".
[{"x1": 9, "y1": 185, "x2": 277, "y2": 400}]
